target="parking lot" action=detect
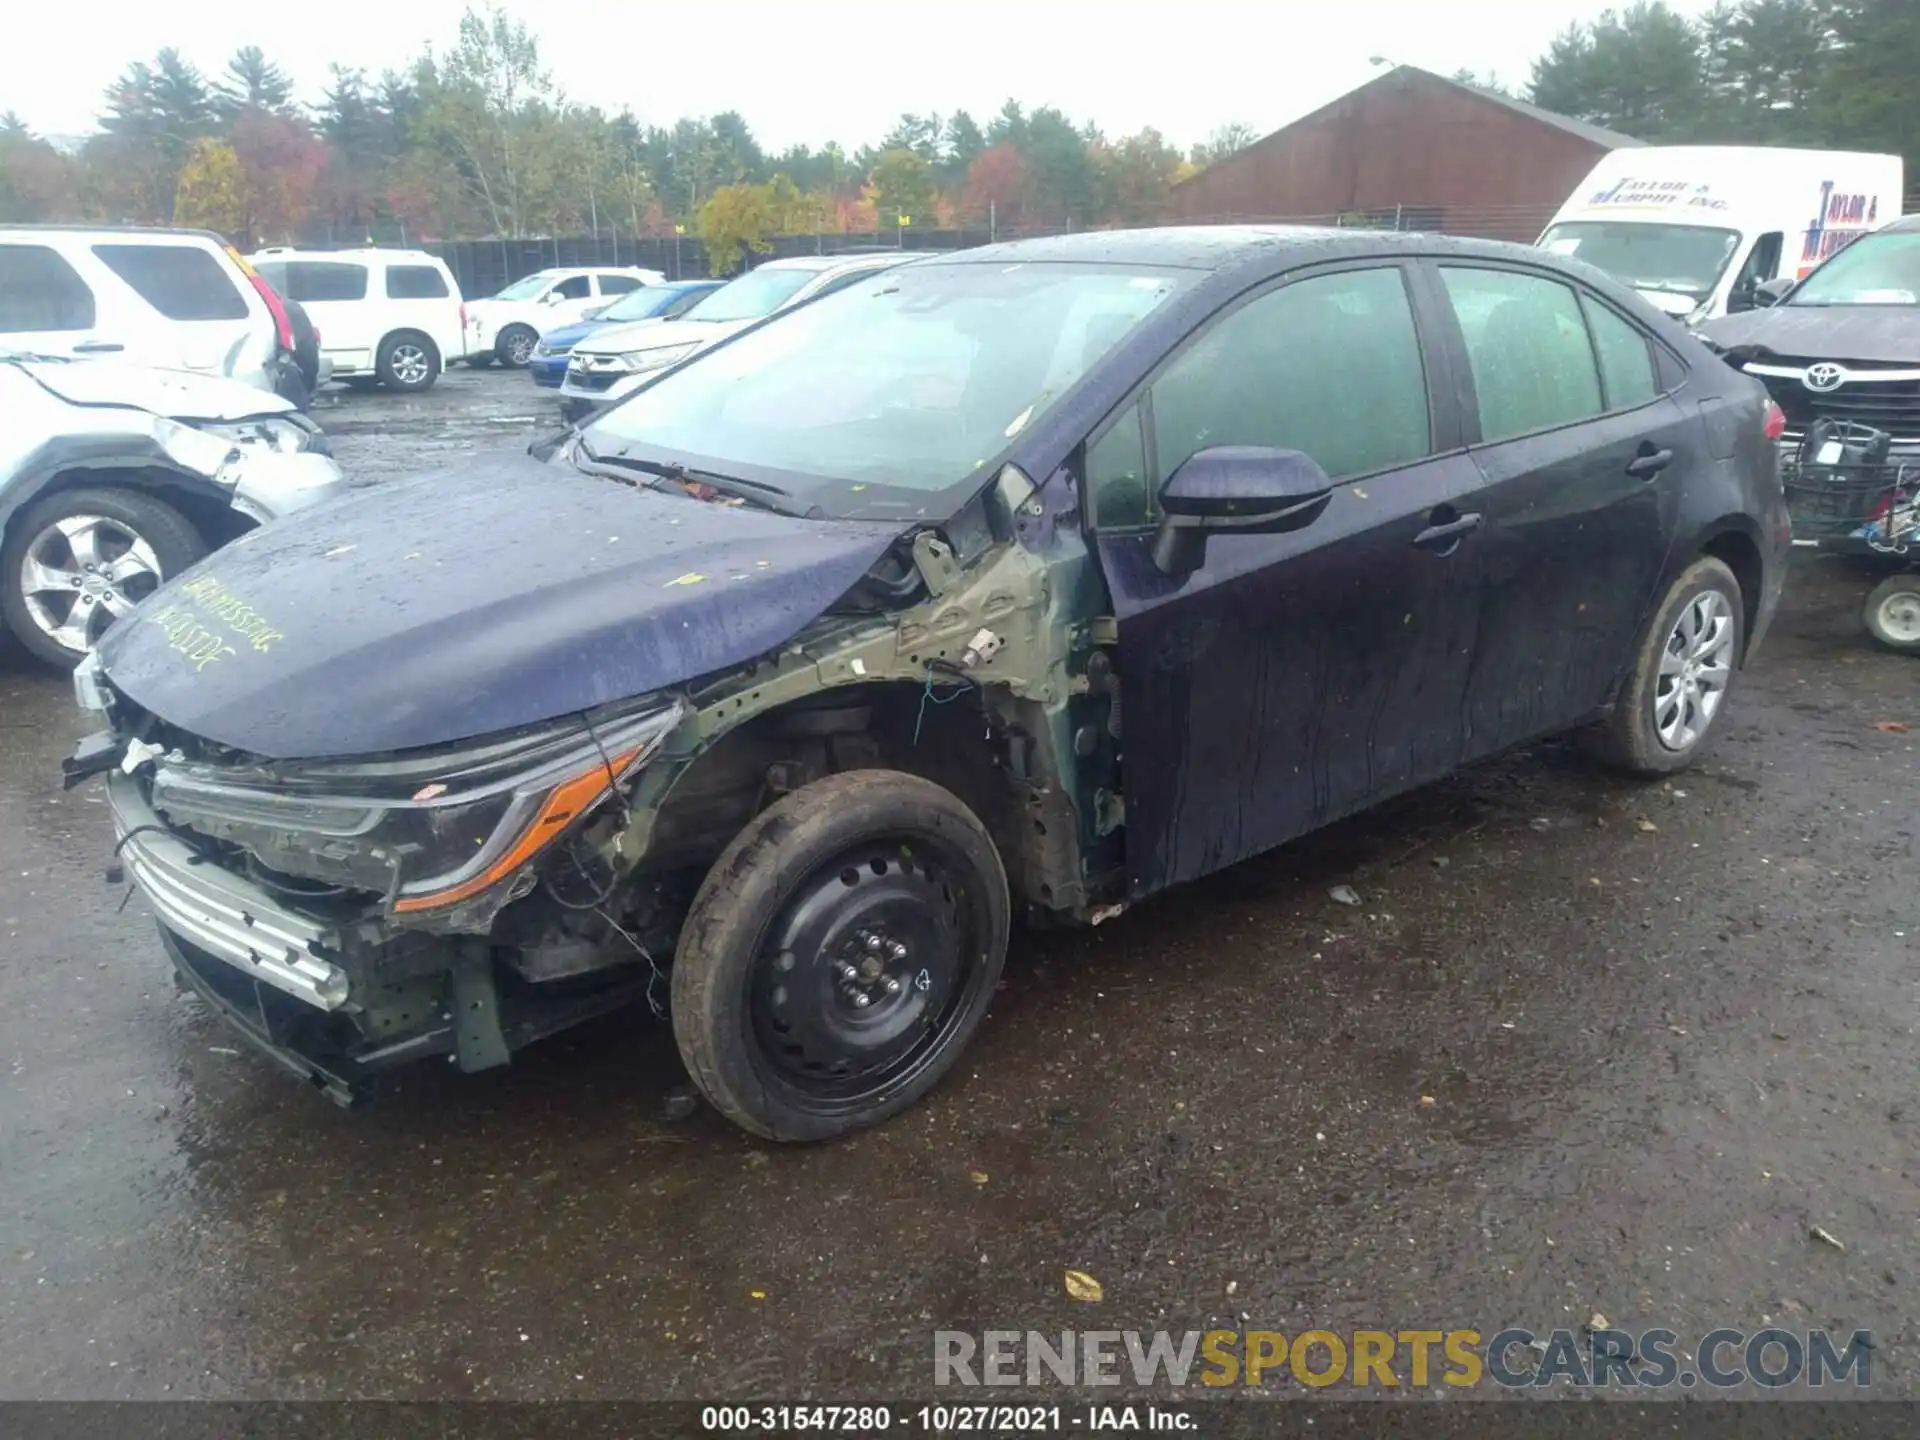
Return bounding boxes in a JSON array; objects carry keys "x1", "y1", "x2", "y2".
[{"x1": 1, "y1": 368, "x2": 1916, "y2": 1401}]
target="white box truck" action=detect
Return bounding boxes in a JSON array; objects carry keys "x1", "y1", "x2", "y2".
[{"x1": 1537, "y1": 146, "x2": 1904, "y2": 324}]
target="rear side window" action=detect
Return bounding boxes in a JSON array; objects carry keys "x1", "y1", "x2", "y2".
[
  {"x1": 91, "y1": 243, "x2": 249, "y2": 321},
  {"x1": 270, "y1": 261, "x2": 369, "y2": 303},
  {"x1": 1150, "y1": 265, "x2": 1433, "y2": 484},
  {"x1": 596, "y1": 274, "x2": 641, "y2": 296},
  {"x1": 1584, "y1": 300, "x2": 1659, "y2": 410},
  {"x1": 0, "y1": 244, "x2": 97, "y2": 331},
  {"x1": 386, "y1": 265, "x2": 450, "y2": 299},
  {"x1": 1441, "y1": 267, "x2": 1602, "y2": 442}
]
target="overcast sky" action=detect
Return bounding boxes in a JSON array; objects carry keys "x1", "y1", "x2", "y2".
[{"x1": 4, "y1": 0, "x2": 1717, "y2": 151}]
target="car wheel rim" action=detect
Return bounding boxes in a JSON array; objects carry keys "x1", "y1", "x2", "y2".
[
  {"x1": 747, "y1": 835, "x2": 991, "y2": 1113},
  {"x1": 506, "y1": 333, "x2": 533, "y2": 364},
  {"x1": 18, "y1": 515, "x2": 163, "y2": 656},
  {"x1": 1653, "y1": 589, "x2": 1734, "y2": 752},
  {"x1": 1875, "y1": 587, "x2": 1920, "y2": 643},
  {"x1": 391, "y1": 344, "x2": 430, "y2": 385}
]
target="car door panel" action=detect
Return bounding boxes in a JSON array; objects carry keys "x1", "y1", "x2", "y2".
[
  {"x1": 1100, "y1": 451, "x2": 1487, "y2": 894},
  {"x1": 1089, "y1": 260, "x2": 1484, "y2": 898}
]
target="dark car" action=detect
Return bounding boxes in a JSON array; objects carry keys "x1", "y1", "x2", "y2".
[
  {"x1": 1699, "y1": 213, "x2": 1920, "y2": 456},
  {"x1": 70, "y1": 226, "x2": 1790, "y2": 1142},
  {"x1": 528, "y1": 280, "x2": 724, "y2": 388}
]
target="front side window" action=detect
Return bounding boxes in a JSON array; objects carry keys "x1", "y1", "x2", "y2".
[
  {"x1": 1087, "y1": 403, "x2": 1151, "y2": 528},
  {"x1": 1442, "y1": 267, "x2": 1602, "y2": 442},
  {"x1": 1787, "y1": 230, "x2": 1920, "y2": 306},
  {"x1": 552, "y1": 275, "x2": 593, "y2": 300},
  {"x1": 491, "y1": 273, "x2": 554, "y2": 301},
  {"x1": 596, "y1": 274, "x2": 641, "y2": 296},
  {"x1": 584, "y1": 261, "x2": 1190, "y2": 516},
  {"x1": 386, "y1": 264, "x2": 450, "y2": 300},
  {"x1": 1150, "y1": 266, "x2": 1432, "y2": 483},
  {"x1": 254, "y1": 261, "x2": 368, "y2": 303},
  {"x1": 0, "y1": 244, "x2": 96, "y2": 332},
  {"x1": 91, "y1": 243, "x2": 248, "y2": 321}
]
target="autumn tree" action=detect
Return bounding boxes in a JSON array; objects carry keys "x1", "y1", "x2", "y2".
[
  {"x1": 172, "y1": 137, "x2": 247, "y2": 238},
  {"x1": 1189, "y1": 122, "x2": 1259, "y2": 167},
  {"x1": 0, "y1": 124, "x2": 80, "y2": 222},
  {"x1": 869, "y1": 147, "x2": 936, "y2": 228},
  {"x1": 961, "y1": 143, "x2": 1034, "y2": 227},
  {"x1": 696, "y1": 182, "x2": 775, "y2": 274},
  {"x1": 231, "y1": 111, "x2": 328, "y2": 244},
  {"x1": 1097, "y1": 128, "x2": 1184, "y2": 225}
]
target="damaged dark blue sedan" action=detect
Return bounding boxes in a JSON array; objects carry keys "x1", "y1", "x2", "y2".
[{"x1": 67, "y1": 227, "x2": 1791, "y2": 1141}]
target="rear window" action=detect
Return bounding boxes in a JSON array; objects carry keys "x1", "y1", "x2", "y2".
[
  {"x1": 0, "y1": 244, "x2": 97, "y2": 332},
  {"x1": 386, "y1": 264, "x2": 450, "y2": 300},
  {"x1": 91, "y1": 243, "x2": 249, "y2": 321},
  {"x1": 254, "y1": 260, "x2": 369, "y2": 303}
]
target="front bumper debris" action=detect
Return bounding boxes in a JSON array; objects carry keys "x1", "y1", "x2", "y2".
[
  {"x1": 108, "y1": 769, "x2": 350, "y2": 1008},
  {"x1": 227, "y1": 450, "x2": 347, "y2": 526}
]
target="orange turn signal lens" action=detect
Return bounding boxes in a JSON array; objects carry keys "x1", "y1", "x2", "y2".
[{"x1": 392, "y1": 747, "x2": 640, "y2": 914}]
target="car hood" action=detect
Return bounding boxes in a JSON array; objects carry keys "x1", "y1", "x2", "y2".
[
  {"x1": 17, "y1": 358, "x2": 293, "y2": 421},
  {"x1": 95, "y1": 450, "x2": 908, "y2": 760},
  {"x1": 576, "y1": 316, "x2": 748, "y2": 356},
  {"x1": 1699, "y1": 305, "x2": 1920, "y2": 365}
]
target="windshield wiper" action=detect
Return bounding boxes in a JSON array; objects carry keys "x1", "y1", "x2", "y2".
[{"x1": 571, "y1": 441, "x2": 797, "y2": 513}]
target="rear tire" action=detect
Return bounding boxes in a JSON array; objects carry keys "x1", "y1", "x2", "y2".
[
  {"x1": 495, "y1": 325, "x2": 538, "y2": 369},
  {"x1": 0, "y1": 486, "x2": 206, "y2": 669},
  {"x1": 671, "y1": 770, "x2": 1010, "y2": 1142},
  {"x1": 377, "y1": 332, "x2": 440, "y2": 392},
  {"x1": 1863, "y1": 573, "x2": 1920, "y2": 653},
  {"x1": 1589, "y1": 556, "x2": 1745, "y2": 776}
]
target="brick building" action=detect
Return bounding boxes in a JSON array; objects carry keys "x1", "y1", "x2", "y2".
[{"x1": 1169, "y1": 66, "x2": 1643, "y2": 243}]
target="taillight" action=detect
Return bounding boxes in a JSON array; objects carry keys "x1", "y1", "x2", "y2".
[
  {"x1": 1763, "y1": 401, "x2": 1787, "y2": 442},
  {"x1": 227, "y1": 247, "x2": 295, "y2": 354}
]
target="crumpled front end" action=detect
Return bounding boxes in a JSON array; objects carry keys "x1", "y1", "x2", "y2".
[{"x1": 80, "y1": 684, "x2": 688, "y2": 1103}]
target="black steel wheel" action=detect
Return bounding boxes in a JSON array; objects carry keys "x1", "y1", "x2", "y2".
[{"x1": 672, "y1": 770, "x2": 1010, "y2": 1142}]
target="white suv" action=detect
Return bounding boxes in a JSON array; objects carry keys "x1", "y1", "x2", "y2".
[
  {"x1": 465, "y1": 266, "x2": 666, "y2": 368},
  {"x1": 0, "y1": 226, "x2": 301, "y2": 399},
  {"x1": 250, "y1": 248, "x2": 467, "y2": 393}
]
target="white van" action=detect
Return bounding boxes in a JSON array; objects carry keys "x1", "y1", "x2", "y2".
[
  {"x1": 250, "y1": 248, "x2": 467, "y2": 392},
  {"x1": 1538, "y1": 147, "x2": 1905, "y2": 324}
]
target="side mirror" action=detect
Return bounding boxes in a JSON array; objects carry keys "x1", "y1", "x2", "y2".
[
  {"x1": 1150, "y1": 446, "x2": 1335, "y2": 575},
  {"x1": 1752, "y1": 276, "x2": 1795, "y2": 308},
  {"x1": 543, "y1": 290, "x2": 566, "y2": 306}
]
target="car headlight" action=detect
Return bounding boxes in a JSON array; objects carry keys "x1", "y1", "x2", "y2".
[
  {"x1": 627, "y1": 343, "x2": 699, "y2": 373},
  {"x1": 198, "y1": 416, "x2": 316, "y2": 454},
  {"x1": 145, "y1": 700, "x2": 685, "y2": 915}
]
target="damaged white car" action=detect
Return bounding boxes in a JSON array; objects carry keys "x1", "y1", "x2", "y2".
[{"x1": 0, "y1": 354, "x2": 345, "y2": 667}]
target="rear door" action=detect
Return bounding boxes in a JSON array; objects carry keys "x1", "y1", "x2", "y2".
[
  {"x1": 1427, "y1": 261, "x2": 1691, "y2": 755},
  {"x1": 256, "y1": 259, "x2": 373, "y2": 368},
  {"x1": 85, "y1": 237, "x2": 263, "y2": 375},
  {"x1": 383, "y1": 261, "x2": 463, "y2": 362},
  {"x1": 1090, "y1": 260, "x2": 1490, "y2": 895},
  {"x1": 0, "y1": 241, "x2": 111, "y2": 359}
]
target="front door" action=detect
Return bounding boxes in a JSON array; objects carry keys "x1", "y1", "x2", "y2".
[
  {"x1": 1089, "y1": 262, "x2": 1488, "y2": 898},
  {"x1": 1426, "y1": 262, "x2": 1688, "y2": 756}
]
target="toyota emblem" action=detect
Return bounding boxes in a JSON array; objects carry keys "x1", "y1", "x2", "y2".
[{"x1": 1804, "y1": 362, "x2": 1847, "y2": 392}]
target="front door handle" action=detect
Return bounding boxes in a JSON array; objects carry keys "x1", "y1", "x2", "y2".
[
  {"x1": 71, "y1": 341, "x2": 125, "y2": 354},
  {"x1": 1413, "y1": 511, "x2": 1483, "y2": 553},
  {"x1": 1626, "y1": 446, "x2": 1673, "y2": 479}
]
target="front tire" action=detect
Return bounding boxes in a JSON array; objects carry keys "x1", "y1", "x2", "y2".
[
  {"x1": 1591, "y1": 556, "x2": 1745, "y2": 776},
  {"x1": 0, "y1": 486, "x2": 206, "y2": 668},
  {"x1": 671, "y1": 770, "x2": 1011, "y2": 1142},
  {"x1": 495, "y1": 325, "x2": 538, "y2": 369},
  {"x1": 1863, "y1": 573, "x2": 1920, "y2": 653}
]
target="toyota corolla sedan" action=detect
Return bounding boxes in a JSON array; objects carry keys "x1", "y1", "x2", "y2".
[{"x1": 68, "y1": 227, "x2": 1789, "y2": 1141}]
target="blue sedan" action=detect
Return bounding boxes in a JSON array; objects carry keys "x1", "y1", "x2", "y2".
[{"x1": 528, "y1": 279, "x2": 723, "y2": 387}]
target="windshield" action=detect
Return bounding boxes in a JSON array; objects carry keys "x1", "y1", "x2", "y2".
[
  {"x1": 682, "y1": 266, "x2": 819, "y2": 323},
  {"x1": 1539, "y1": 222, "x2": 1742, "y2": 301},
  {"x1": 491, "y1": 273, "x2": 554, "y2": 301},
  {"x1": 1788, "y1": 231, "x2": 1920, "y2": 306},
  {"x1": 599, "y1": 287, "x2": 680, "y2": 323},
  {"x1": 583, "y1": 261, "x2": 1190, "y2": 516}
]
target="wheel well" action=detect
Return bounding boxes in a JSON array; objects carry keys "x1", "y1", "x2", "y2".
[
  {"x1": 644, "y1": 680, "x2": 1073, "y2": 914},
  {"x1": 2, "y1": 469, "x2": 240, "y2": 554},
  {"x1": 1699, "y1": 528, "x2": 1763, "y2": 657}
]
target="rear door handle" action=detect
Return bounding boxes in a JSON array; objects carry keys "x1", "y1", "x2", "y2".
[
  {"x1": 71, "y1": 341, "x2": 125, "y2": 354},
  {"x1": 1626, "y1": 446, "x2": 1673, "y2": 479},
  {"x1": 1413, "y1": 512, "x2": 1483, "y2": 552}
]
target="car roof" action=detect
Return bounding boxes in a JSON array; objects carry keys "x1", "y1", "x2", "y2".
[
  {"x1": 924, "y1": 224, "x2": 1547, "y2": 274},
  {"x1": 2, "y1": 223, "x2": 230, "y2": 244},
  {"x1": 751, "y1": 251, "x2": 938, "y2": 274},
  {"x1": 1881, "y1": 214, "x2": 1920, "y2": 234}
]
